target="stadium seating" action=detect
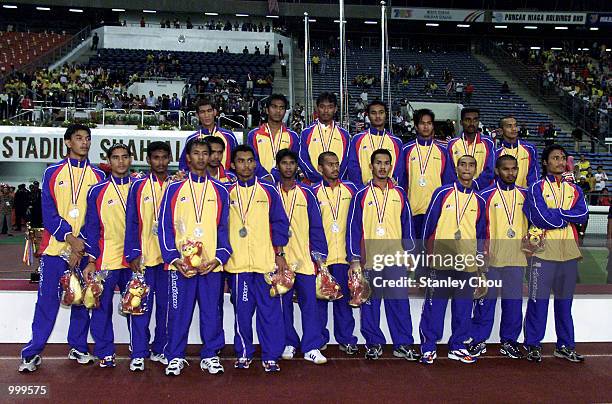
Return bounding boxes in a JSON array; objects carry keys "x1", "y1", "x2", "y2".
[
  {"x1": 0, "y1": 31, "x2": 70, "y2": 71},
  {"x1": 312, "y1": 48, "x2": 612, "y2": 183},
  {"x1": 87, "y1": 49, "x2": 275, "y2": 97}
]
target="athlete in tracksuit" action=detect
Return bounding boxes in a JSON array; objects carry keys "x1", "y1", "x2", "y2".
[
  {"x1": 299, "y1": 96, "x2": 350, "y2": 184},
  {"x1": 469, "y1": 155, "x2": 528, "y2": 359},
  {"x1": 159, "y1": 138, "x2": 232, "y2": 376},
  {"x1": 347, "y1": 148, "x2": 420, "y2": 361},
  {"x1": 419, "y1": 154, "x2": 486, "y2": 365},
  {"x1": 124, "y1": 141, "x2": 172, "y2": 371},
  {"x1": 275, "y1": 149, "x2": 328, "y2": 365},
  {"x1": 83, "y1": 144, "x2": 134, "y2": 368},
  {"x1": 495, "y1": 115, "x2": 539, "y2": 189},
  {"x1": 347, "y1": 101, "x2": 402, "y2": 187},
  {"x1": 522, "y1": 144, "x2": 588, "y2": 363},
  {"x1": 313, "y1": 151, "x2": 359, "y2": 356},
  {"x1": 19, "y1": 124, "x2": 105, "y2": 372},
  {"x1": 248, "y1": 94, "x2": 299, "y2": 182},
  {"x1": 225, "y1": 144, "x2": 290, "y2": 373}
]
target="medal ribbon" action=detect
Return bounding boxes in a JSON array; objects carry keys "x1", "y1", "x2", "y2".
[
  {"x1": 502, "y1": 140, "x2": 520, "y2": 160},
  {"x1": 279, "y1": 183, "x2": 299, "y2": 225},
  {"x1": 236, "y1": 179, "x2": 258, "y2": 227},
  {"x1": 317, "y1": 120, "x2": 335, "y2": 152},
  {"x1": 545, "y1": 177, "x2": 566, "y2": 209},
  {"x1": 495, "y1": 182, "x2": 517, "y2": 227},
  {"x1": 198, "y1": 125, "x2": 217, "y2": 139},
  {"x1": 461, "y1": 133, "x2": 477, "y2": 157},
  {"x1": 321, "y1": 183, "x2": 342, "y2": 223},
  {"x1": 188, "y1": 173, "x2": 209, "y2": 224},
  {"x1": 415, "y1": 140, "x2": 435, "y2": 178},
  {"x1": 368, "y1": 129, "x2": 386, "y2": 152},
  {"x1": 149, "y1": 174, "x2": 168, "y2": 223},
  {"x1": 454, "y1": 183, "x2": 474, "y2": 231},
  {"x1": 67, "y1": 159, "x2": 88, "y2": 206},
  {"x1": 266, "y1": 124, "x2": 284, "y2": 159},
  {"x1": 369, "y1": 181, "x2": 389, "y2": 226},
  {"x1": 110, "y1": 176, "x2": 128, "y2": 212}
]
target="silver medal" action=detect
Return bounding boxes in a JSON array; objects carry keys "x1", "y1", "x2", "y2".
[
  {"x1": 194, "y1": 227, "x2": 203, "y2": 238},
  {"x1": 376, "y1": 226, "x2": 385, "y2": 237},
  {"x1": 239, "y1": 227, "x2": 248, "y2": 238},
  {"x1": 454, "y1": 230, "x2": 462, "y2": 240},
  {"x1": 331, "y1": 222, "x2": 340, "y2": 233},
  {"x1": 507, "y1": 228, "x2": 516, "y2": 238},
  {"x1": 69, "y1": 207, "x2": 80, "y2": 218},
  {"x1": 418, "y1": 176, "x2": 427, "y2": 187}
]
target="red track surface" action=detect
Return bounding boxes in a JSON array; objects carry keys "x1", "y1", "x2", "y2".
[{"x1": 1, "y1": 343, "x2": 611, "y2": 403}]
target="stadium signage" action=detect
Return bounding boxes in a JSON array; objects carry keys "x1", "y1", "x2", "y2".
[
  {"x1": 391, "y1": 8, "x2": 486, "y2": 22},
  {"x1": 0, "y1": 127, "x2": 192, "y2": 165},
  {"x1": 587, "y1": 13, "x2": 612, "y2": 26},
  {"x1": 492, "y1": 11, "x2": 586, "y2": 25}
]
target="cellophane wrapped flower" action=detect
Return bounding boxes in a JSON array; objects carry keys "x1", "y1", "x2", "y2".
[
  {"x1": 348, "y1": 264, "x2": 371, "y2": 307},
  {"x1": 264, "y1": 263, "x2": 296, "y2": 297}
]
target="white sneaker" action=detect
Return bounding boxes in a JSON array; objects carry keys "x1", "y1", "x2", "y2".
[
  {"x1": 68, "y1": 348, "x2": 95, "y2": 364},
  {"x1": 304, "y1": 349, "x2": 327, "y2": 365},
  {"x1": 129, "y1": 358, "x2": 145, "y2": 372},
  {"x1": 200, "y1": 356, "x2": 224, "y2": 375},
  {"x1": 18, "y1": 355, "x2": 41, "y2": 372},
  {"x1": 282, "y1": 345, "x2": 296, "y2": 360},
  {"x1": 165, "y1": 358, "x2": 189, "y2": 376},
  {"x1": 150, "y1": 352, "x2": 168, "y2": 365}
]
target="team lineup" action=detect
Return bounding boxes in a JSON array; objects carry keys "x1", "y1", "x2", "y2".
[{"x1": 18, "y1": 92, "x2": 589, "y2": 376}]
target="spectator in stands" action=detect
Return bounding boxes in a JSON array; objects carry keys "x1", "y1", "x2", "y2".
[
  {"x1": 173, "y1": 19, "x2": 180, "y2": 29},
  {"x1": 0, "y1": 184, "x2": 13, "y2": 236},
  {"x1": 254, "y1": 47, "x2": 261, "y2": 56},
  {"x1": 280, "y1": 57, "x2": 287, "y2": 77},
  {"x1": 465, "y1": 82, "x2": 474, "y2": 103},
  {"x1": 500, "y1": 81, "x2": 510, "y2": 94},
  {"x1": 13, "y1": 184, "x2": 29, "y2": 232},
  {"x1": 186, "y1": 17, "x2": 193, "y2": 29},
  {"x1": 265, "y1": 22, "x2": 271, "y2": 32},
  {"x1": 360, "y1": 90, "x2": 368, "y2": 104},
  {"x1": 160, "y1": 20, "x2": 166, "y2": 28},
  {"x1": 265, "y1": 42, "x2": 270, "y2": 55},
  {"x1": 543, "y1": 123, "x2": 556, "y2": 146},
  {"x1": 455, "y1": 81, "x2": 464, "y2": 102},
  {"x1": 354, "y1": 99, "x2": 365, "y2": 113},
  {"x1": 91, "y1": 33, "x2": 99, "y2": 51},
  {"x1": 312, "y1": 55, "x2": 320, "y2": 74},
  {"x1": 572, "y1": 127, "x2": 584, "y2": 152},
  {"x1": 586, "y1": 168, "x2": 598, "y2": 205},
  {"x1": 217, "y1": 46, "x2": 223, "y2": 54},
  {"x1": 595, "y1": 166, "x2": 608, "y2": 192},
  {"x1": 537, "y1": 122, "x2": 546, "y2": 138},
  {"x1": 165, "y1": 19, "x2": 170, "y2": 28},
  {"x1": 599, "y1": 188, "x2": 611, "y2": 206},
  {"x1": 320, "y1": 53, "x2": 328, "y2": 75},
  {"x1": 277, "y1": 40, "x2": 284, "y2": 58},
  {"x1": 146, "y1": 90, "x2": 157, "y2": 109},
  {"x1": 224, "y1": 46, "x2": 229, "y2": 53},
  {"x1": 578, "y1": 154, "x2": 590, "y2": 178},
  {"x1": 140, "y1": 17, "x2": 146, "y2": 28},
  {"x1": 518, "y1": 123, "x2": 529, "y2": 138},
  {"x1": 243, "y1": 46, "x2": 249, "y2": 55}
]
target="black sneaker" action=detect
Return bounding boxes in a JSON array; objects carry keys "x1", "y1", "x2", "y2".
[
  {"x1": 339, "y1": 343, "x2": 358, "y2": 355},
  {"x1": 500, "y1": 341, "x2": 524, "y2": 359},
  {"x1": 364, "y1": 344, "x2": 383, "y2": 360},
  {"x1": 525, "y1": 345, "x2": 542, "y2": 363},
  {"x1": 467, "y1": 341, "x2": 487, "y2": 357},
  {"x1": 393, "y1": 345, "x2": 421, "y2": 361},
  {"x1": 553, "y1": 346, "x2": 585, "y2": 363}
]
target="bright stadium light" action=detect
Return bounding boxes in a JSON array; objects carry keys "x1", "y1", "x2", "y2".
[
  {"x1": 333, "y1": 20, "x2": 347, "y2": 23},
  {"x1": 364, "y1": 20, "x2": 378, "y2": 25},
  {"x1": 494, "y1": 25, "x2": 508, "y2": 29},
  {"x1": 426, "y1": 23, "x2": 440, "y2": 27},
  {"x1": 457, "y1": 24, "x2": 470, "y2": 28},
  {"x1": 143, "y1": 9, "x2": 156, "y2": 13},
  {"x1": 555, "y1": 26, "x2": 568, "y2": 30},
  {"x1": 111, "y1": 8, "x2": 125, "y2": 12},
  {"x1": 308, "y1": 19, "x2": 317, "y2": 22},
  {"x1": 235, "y1": 13, "x2": 249, "y2": 17},
  {"x1": 590, "y1": 27, "x2": 599, "y2": 31},
  {"x1": 3, "y1": 5, "x2": 17, "y2": 8},
  {"x1": 69, "y1": 8, "x2": 83, "y2": 13},
  {"x1": 551, "y1": 47, "x2": 563, "y2": 50},
  {"x1": 606, "y1": 48, "x2": 611, "y2": 52},
  {"x1": 36, "y1": 6, "x2": 51, "y2": 10},
  {"x1": 530, "y1": 46, "x2": 541, "y2": 50},
  {"x1": 266, "y1": 15, "x2": 279, "y2": 18},
  {"x1": 205, "y1": 12, "x2": 218, "y2": 16},
  {"x1": 524, "y1": 26, "x2": 538, "y2": 29}
]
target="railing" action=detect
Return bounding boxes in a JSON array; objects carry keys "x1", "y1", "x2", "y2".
[{"x1": 219, "y1": 115, "x2": 246, "y2": 130}]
